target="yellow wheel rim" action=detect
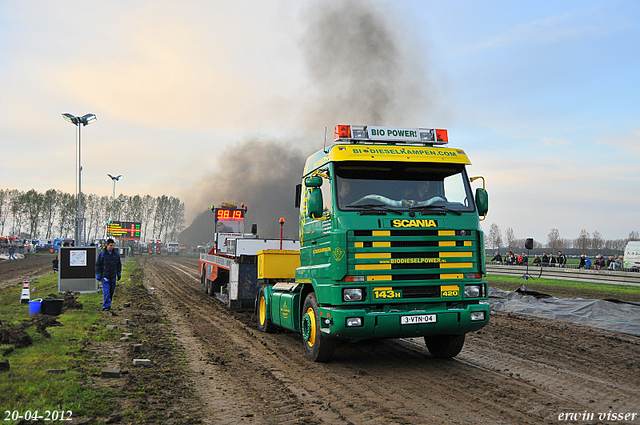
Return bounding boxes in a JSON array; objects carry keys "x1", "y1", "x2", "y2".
[
  {"x1": 304, "y1": 307, "x2": 316, "y2": 347},
  {"x1": 259, "y1": 296, "x2": 266, "y2": 326}
]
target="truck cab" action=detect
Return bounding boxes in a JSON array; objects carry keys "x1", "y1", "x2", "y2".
[
  {"x1": 168, "y1": 241, "x2": 180, "y2": 255},
  {"x1": 258, "y1": 125, "x2": 490, "y2": 361}
]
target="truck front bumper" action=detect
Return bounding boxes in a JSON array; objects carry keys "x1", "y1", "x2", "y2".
[{"x1": 317, "y1": 302, "x2": 489, "y2": 341}]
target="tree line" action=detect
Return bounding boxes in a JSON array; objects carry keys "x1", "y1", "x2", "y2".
[
  {"x1": 486, "y1": 223, "x2": 639, "y2": 253},
  {"x1": 0, "y1": 188, "x2": 185, "y2": 244}
]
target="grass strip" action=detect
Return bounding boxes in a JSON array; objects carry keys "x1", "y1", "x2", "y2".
[
  {"x1": 0, "y1": 260, "x2": 137, "y2": 423},
  {"x1": 486, "y1": 274, "x2": 640, "y2": 302}
]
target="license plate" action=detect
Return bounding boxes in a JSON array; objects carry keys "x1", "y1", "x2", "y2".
[{"x1": 401, "y1": 314, "x2": 437, "y2": 325}]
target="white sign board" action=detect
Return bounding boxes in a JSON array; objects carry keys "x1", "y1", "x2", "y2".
[{"x1": 70, "y1": 250, "x2": 87, "y2": 267}]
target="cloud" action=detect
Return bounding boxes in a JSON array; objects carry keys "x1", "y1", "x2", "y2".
[{"x1": 462, "y1": 10, "x2": 602, "y2": 54}]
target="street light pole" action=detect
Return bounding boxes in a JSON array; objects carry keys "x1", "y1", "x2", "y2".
[
  {"x1": 63, "y1": 113, "x2": 97, "y2": 246},
  {"x1": 107, "y1": 174, "x2": 122, "y2": 223}
]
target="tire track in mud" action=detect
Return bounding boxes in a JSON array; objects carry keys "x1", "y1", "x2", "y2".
[
  {"x1": 142, "y1": 256, "x2": 640, "y2": 425},
  {"x1": 144, "y1": 256, "x2": 346, "y2": 424}
]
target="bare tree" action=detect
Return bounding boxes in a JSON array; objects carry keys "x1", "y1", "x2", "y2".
[
  {"x1": 141, "y1": 195, "x2": 156, "y2": 242},
  {"x1": 0, "y1": 189, "x2": 10, "y2": 235},
  {"x1": 21, "y1": 189, "x2": 44, "y2": 238},
  {"x1": 167, "y1": 198, "x2": 185, "y2": 241},
  {"x1": 1, "y1": 187, "x2": 183, "y2": 247},
  {"x1": 604, "y1": 238, "x2": 626, "y2": 252},
  {"x1": 487, "y1": 223, "x2": 502, "y2": 251},
  {"x1": 628, "y1": 231, "x2": 640, "y2": 242},
  {"x1": 576, "y1": 229, "x2": 590, "y2": 251},
  {"x1": 154, "y1": 195, "x2": 177, "y2": 240},
  {"x1": 591, "y1": 230, "x2": 603, "y2": 250},
  {"x1": 57, "y1": 193, "x2": 77, "y2": 238},
  {"x1": 505, "y1": 227, "x2": 517, "y2": 251},
  {"x1": 85, "y1": 194, "x2": 103, "y2": 241},
  {"x1": 547, "y1": 228, "x2": 563, "y2": 250},
  {"x1": 41, "y1": 189, "x2": 61, "y2": 238},
  {"x1": 128, "y1": 194, "x2": 144, "y2": 222},
  {"x1": 9, "y1": 189, "x2": 25, "y2": 236},
  {"x1": 99, "y1": 196, "x2": 110, "y2": 238}
]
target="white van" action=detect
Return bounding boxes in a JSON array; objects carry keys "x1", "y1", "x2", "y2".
[{"x1": 623, "y1": 241, "x2": 640, "y2": 271}]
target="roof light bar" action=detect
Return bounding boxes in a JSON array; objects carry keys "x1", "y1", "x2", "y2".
[
  {"x1": 335, "y1": 125, "x2": 351, "y2": 139},
  {"x1": 334, "y1": 125, "x2": 448, "y2": 145}
]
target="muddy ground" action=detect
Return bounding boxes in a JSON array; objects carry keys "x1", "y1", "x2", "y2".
[
  {"x1": 0, "y1": 254, "x2": 56, "y2": 291},
  {"x1": 4, "y1": 255, "x2": 640, "y2": 424}
]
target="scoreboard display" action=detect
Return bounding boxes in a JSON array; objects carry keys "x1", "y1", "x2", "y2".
[
  {"x1": 107, "y1": 221, "x2": 142, "y2": 240},
  {"x1": 215, "y1": 208, "x2": 245, "y2": 221}
]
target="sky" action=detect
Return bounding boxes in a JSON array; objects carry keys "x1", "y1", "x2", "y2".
[{"x1": 0, "y1": 0, "x2": 638, "y2": 243}]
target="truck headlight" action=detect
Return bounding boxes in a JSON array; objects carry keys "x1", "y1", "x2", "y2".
[
  {"x1": 343, "y1": 288, "x2": 364, "y2": 302},
  {"x1": 470, "y1": 311, "x2": 486, "y2": 321},
  {"x1": 465, "y1": 285, "x2": 482, "y2": 298},
  {"x1": 346, "y1": 317, "x2": 363, "y2": 327}
]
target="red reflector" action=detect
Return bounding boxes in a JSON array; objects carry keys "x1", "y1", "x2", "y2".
[
  {"x1": 436, "y1": 129, "x2": 448, "y2": 142},
  {"x1": 344, "y1": 276, "x2": 355, "y2": 282},
  {"x1": 335, "y1": 125, "x2": 351, "y2": 140}
]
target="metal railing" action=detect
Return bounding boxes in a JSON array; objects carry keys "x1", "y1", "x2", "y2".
[{"x1": 486, "y1": 264, "x2": 640, "y2": 287}]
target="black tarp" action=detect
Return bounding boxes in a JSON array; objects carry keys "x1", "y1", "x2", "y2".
[{"x1": 489, "y1": 286, "x2": 640, "y2": 336}]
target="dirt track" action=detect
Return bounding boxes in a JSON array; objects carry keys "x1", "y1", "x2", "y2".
[
  {"x1": 139, "y1": 256, "x2": 640, "y2": 424},
  {"x1": 2, "y1": 254, "x2": 638, "y2": 423},
  {"x1": 0, "y1": 254, "x2": 56, "y2": 290}
]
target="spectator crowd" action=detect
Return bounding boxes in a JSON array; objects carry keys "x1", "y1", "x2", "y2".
[{"x1": 490, "y1": 250, "x2": 625, "y2": 270}]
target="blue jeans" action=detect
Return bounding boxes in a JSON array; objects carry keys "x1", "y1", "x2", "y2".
[{"x1": 102, "y1": 277, "x2": 116, "y2": 309}]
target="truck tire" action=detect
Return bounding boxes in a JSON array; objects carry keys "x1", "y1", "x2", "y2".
[
  {"x1": 424, "y1": 334, "x2": 465, "y2": 359},
  {"x1": 301, "y1": 293, "x2": 336, "y2": 362},
  {"x1": 256, "y1": 288, "x2": 276, "y2": 333}
]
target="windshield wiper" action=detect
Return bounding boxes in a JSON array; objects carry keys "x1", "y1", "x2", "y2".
[
  {"x1": 408, "y1": 205, "x2": 462, "y2": 215},
  {"x1": 344, "y1": 204, "x2": 402, "y2": 215}
]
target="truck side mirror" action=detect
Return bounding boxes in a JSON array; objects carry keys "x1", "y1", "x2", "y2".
[
  {"x1": 306, "y1": 188, "x2": 323, "y2": 219},
  {"x1": 475, "y1": 188, "x2": 488, "y2": 218}
]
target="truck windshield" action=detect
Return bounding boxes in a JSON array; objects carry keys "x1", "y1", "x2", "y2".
[{"x1": 335, "y1": 161, "x2": 475, "y2": 213}]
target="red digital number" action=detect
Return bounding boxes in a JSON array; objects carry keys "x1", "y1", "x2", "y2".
[{"x1": 217, "y1": 209, "x2": 243, "y2": 220}]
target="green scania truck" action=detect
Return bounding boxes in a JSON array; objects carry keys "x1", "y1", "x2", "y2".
[{"x1": 256, "y1": 125, "x2": 490, "y2": 362}]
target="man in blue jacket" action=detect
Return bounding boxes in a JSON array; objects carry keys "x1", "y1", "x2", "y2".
[{"x1": 96, "y1": 238, "x2": 122, "y2": 311}]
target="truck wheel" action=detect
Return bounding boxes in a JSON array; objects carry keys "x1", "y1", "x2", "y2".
[
  {"x1": 301, "y1": 293, "x2": 336, "y2": 362},
  {"x1": 256, "y1": 288, "x2": 276, "y2": 333},
  {"x1": 424, "y1": 334, "x2": 465, "y2": 359}
]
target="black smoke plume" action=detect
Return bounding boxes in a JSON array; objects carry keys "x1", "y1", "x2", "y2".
[
  {"x1": 181, "y1": 0, "x2": 431, "y2": 245},
  {"x1": 180, "y1": 138, "x2": 308, "y2": 246},
  {"x1": 300, "y1": 0, "x2": 430, "y2": 127}
]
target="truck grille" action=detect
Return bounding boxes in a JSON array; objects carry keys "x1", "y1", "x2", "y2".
[
  {"x1": 349, "y1": 229, "x2": 477, "y2": 283},
  {"x1": 398, "y1": 285, "x2": 440, "y2": 298}
]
